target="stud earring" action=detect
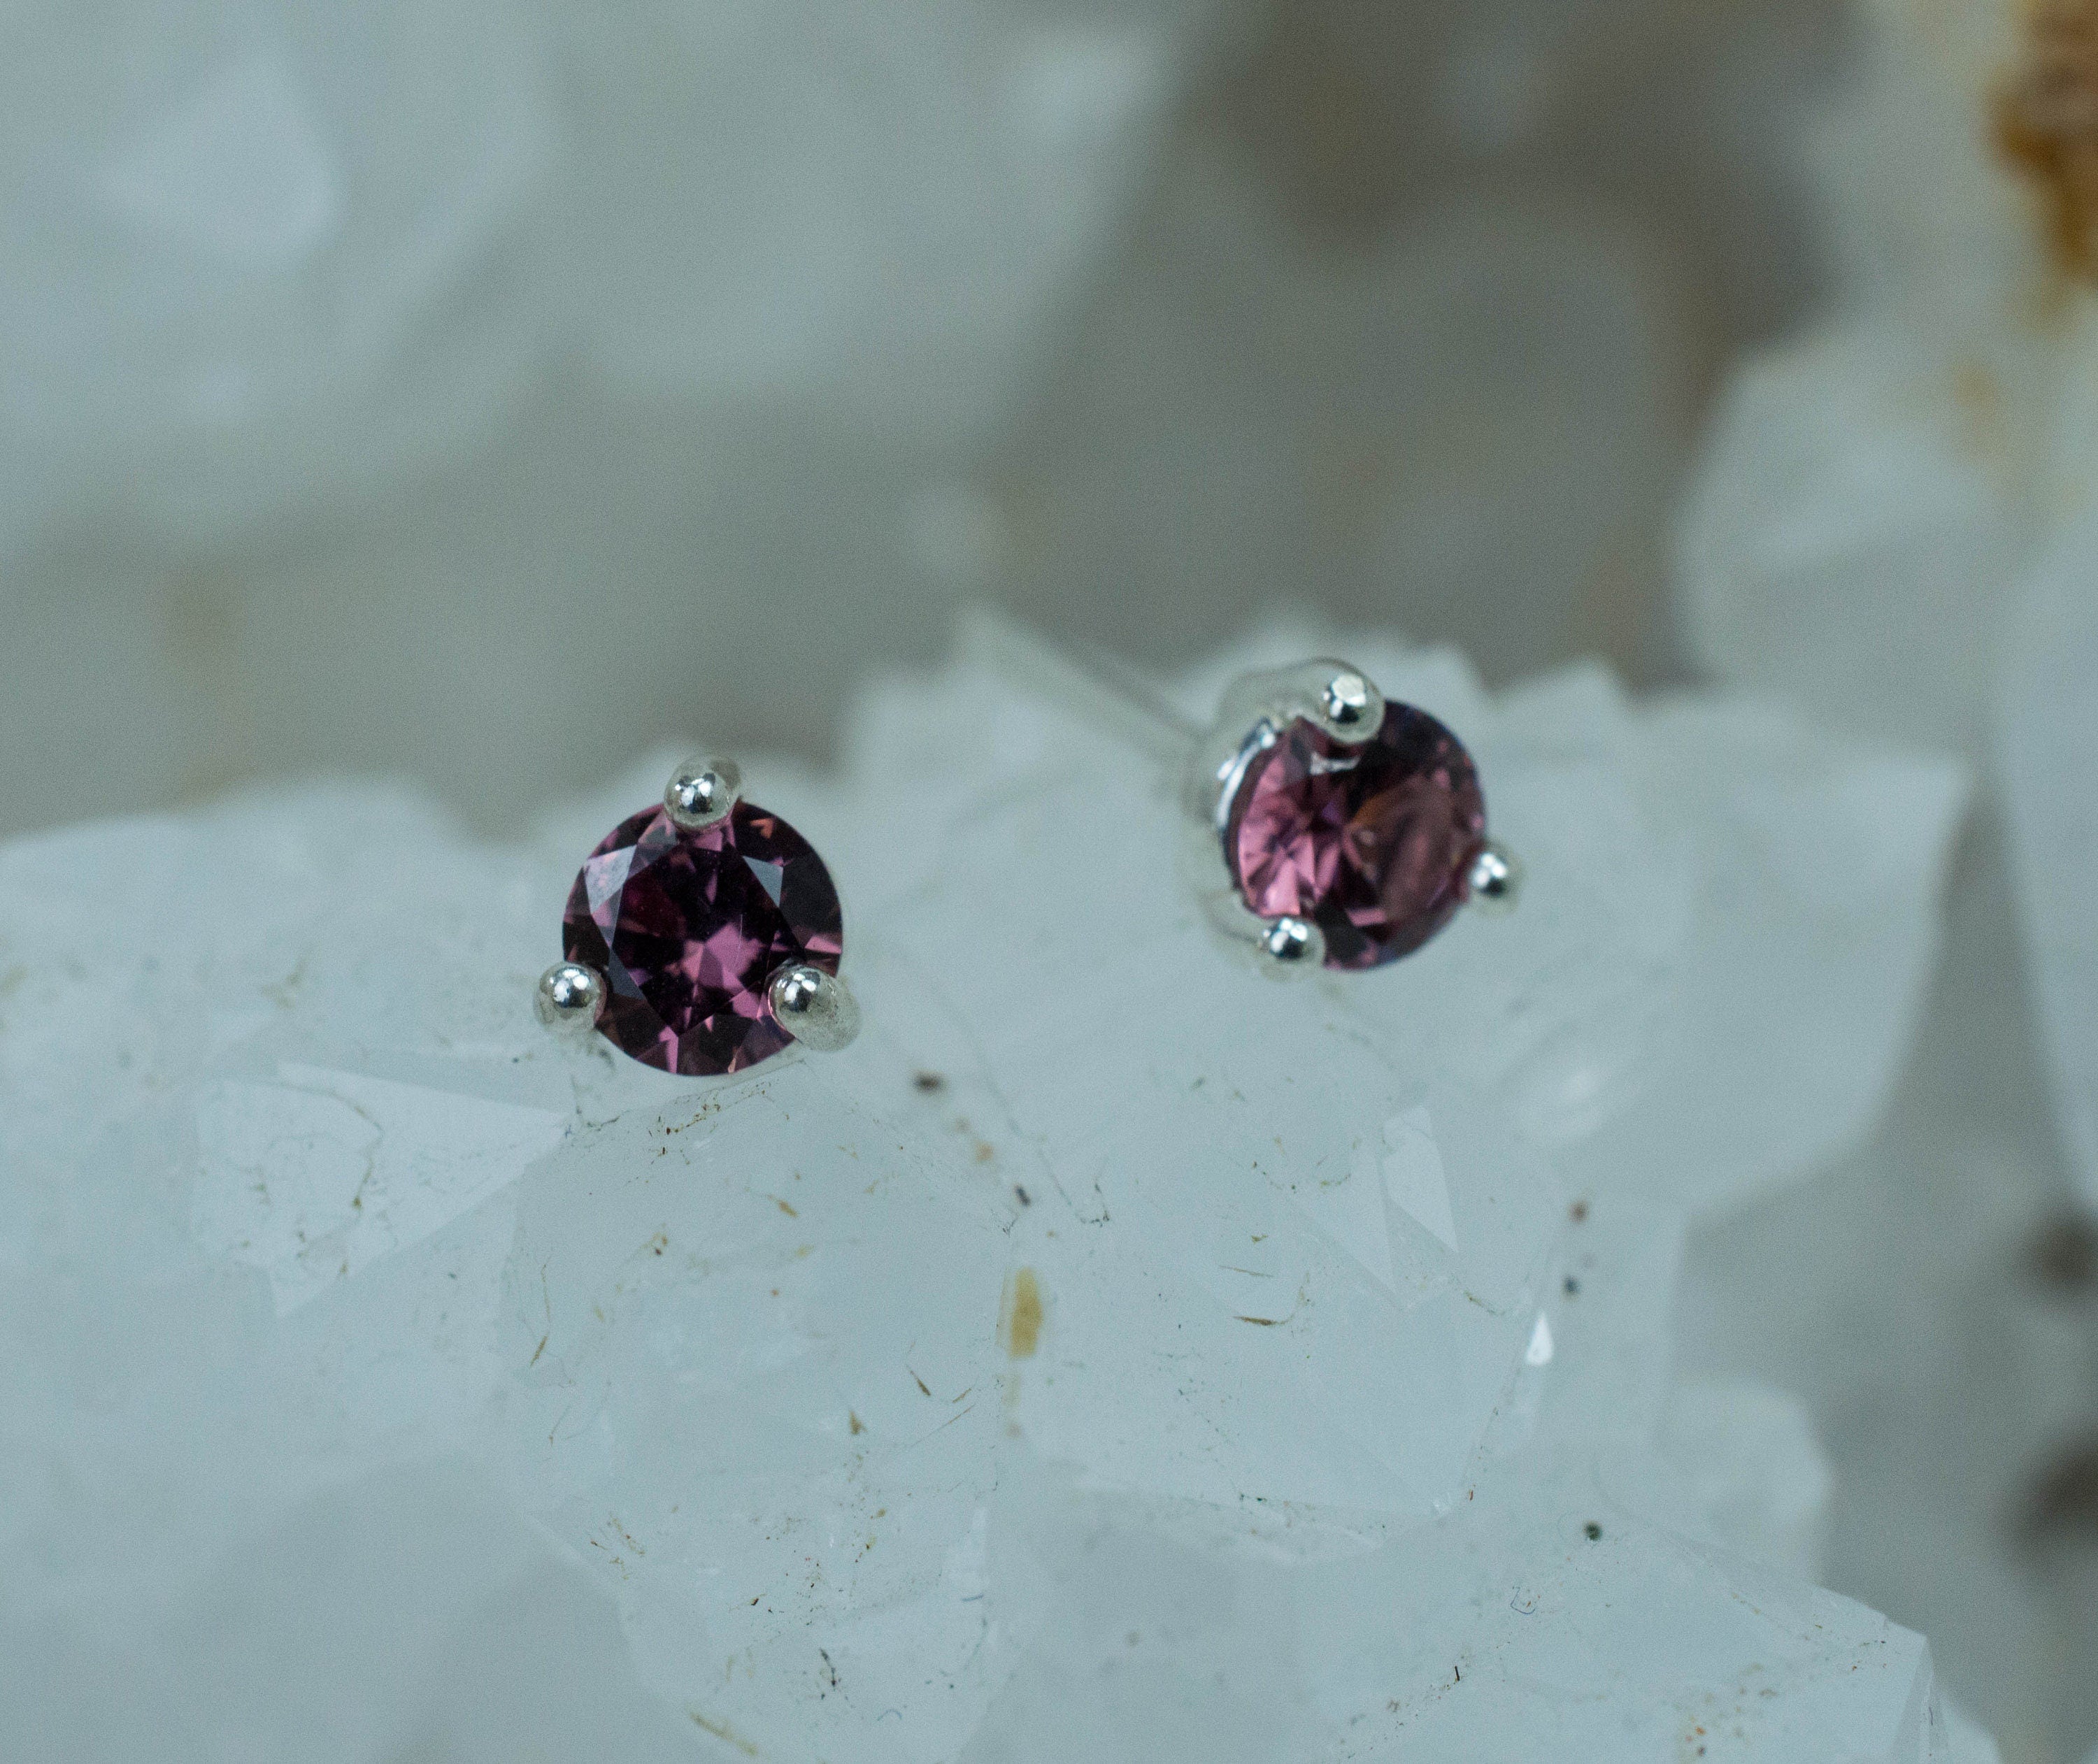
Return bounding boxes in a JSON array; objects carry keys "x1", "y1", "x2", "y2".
[
  {"x1": 537, "y1": 756, "x2": 859, "y2": 1074},
  {"x1": 1183, "y1": 659, "x2": 1518, "y2": 973}
]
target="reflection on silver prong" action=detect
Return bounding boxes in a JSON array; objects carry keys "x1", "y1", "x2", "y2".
[
  {"x1": 768, "y1": 963, "x2": 861, "y2": 1052},
  {"x1": 536, "y1": 961, "x2": 606, "y2": 1030},
  {"x1": 1212, "y1": 719, "x2": 1278, "y2": 841},
  {"x1": 1259, "y1": 915, "x2": 1325, "y2": 972},
  {"x1": 1314, "y1": 667, "x2": 1384, "y2": 743},
  {"x1": 1196, "y1": 658, "x2": 1387, "y2": 845},
  {"x1": 1467, "y1": 841, "x2": 1521, "y2": 913},
  {"x1": 665, "y1": 756, "x2": 743, "y2": 831}
]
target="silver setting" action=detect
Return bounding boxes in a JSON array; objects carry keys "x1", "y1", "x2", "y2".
[
  {"x1": 1182, "y1": 656, "x2": 1385, "y2": 845},
  {"x1": 536, "y1": 961, "x2": 606, "y2": 1031},
  {"x1": 970, "y1": 613, "x2": 1516, "y2": 976},
  {"x1": 664, "y1": 755, "x2": 743, "y2": 831},
  {"x1": 1178, "y1": 657, "x2": 1389, "y2": 970},
  {"x1": 1467, "y1": 840, "x2": 1521, "y2": 913},
  {"x1": 767, "y1": 963, "x2": 862, "y2": 1053},
  {"x1": 1259, "y1": 915, "x2": 1325, "y2": 970},
  {"x1": 1315, "y1": 668, "x2": 1383, "y2": 740},
  {"x1": 1211, "y1": 718, "x2": 1280, "y2": 842}
]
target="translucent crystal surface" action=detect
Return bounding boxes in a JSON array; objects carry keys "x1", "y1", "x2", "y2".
[
  {"x1": 1666, "y1": 2, "x2": 2098, "y2": 1745},
  {"x1": 1675, "y1": 322, "x2": 2032, "y2": 756},
  {"x1": 1672, "y1": 805, "x2": 2085, "y2": 1754},
  {"x1": 0, "y1": 629, "x2": 1981, "y2": 1758},
  {"x1": 0, "y1": 0, "x2": 1219, "y2": 557},
  {"x1": 1163, "y1": 621, "x2": 1967, "y2": 1219},
  {"x1": 1670, "y1": 0, "x2": 2067, "y2": 759}
]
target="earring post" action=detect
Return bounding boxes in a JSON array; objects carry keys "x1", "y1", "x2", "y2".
[{"x1": 955, "y1": 605, "x2": 1199, "y2": 768}]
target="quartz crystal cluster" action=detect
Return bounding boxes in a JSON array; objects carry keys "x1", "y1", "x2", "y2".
[
  {"x1": 0, "y1": 620, "x2": 1989, "y2": 1761},
  {"x1": 1676, "y1": 1, "x2": 2098, "y2": 1200},
  {"x1": 1672, "y1": 0, "x2": 2098, "y2": 1751},
  {"x1": 0, "y1": 0, "x2": 2084, "y2": 1751}
]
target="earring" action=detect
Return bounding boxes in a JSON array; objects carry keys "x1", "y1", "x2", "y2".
[
  {"x1": 536, "y1": 756, "x2": 859, "y2": 1074},
  {"x1": 1184, "y1": 660, "x2": 1518, "y2": 973}
]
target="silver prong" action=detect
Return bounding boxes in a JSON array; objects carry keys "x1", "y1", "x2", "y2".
[
  {"x1": 665, "y1": 756, "x2": 743, "y2": 831},
  {"x1": 1467, "y1": 841, "x2": 1521, "y2": 913},
  {"x1": 767, "y1": 963, "x2": 861, "y2": 1052},
  {"x1": 537, "y1": 961, "x2": 606, "y2": 1030},
  {"x1": 1196, "y1": 893, "x2": 1329, "y2": 976},
  {"x1": 1258, "y1": 915, "x2": 1325, "y2": 972},
  {"x1": 1187, "y1": 659, "x2": 1387, "y2": 840},
  {"x1": 1312, "y1": 667, "x2": 1384, "y2": 743}
]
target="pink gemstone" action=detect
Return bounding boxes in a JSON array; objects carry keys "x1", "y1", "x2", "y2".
[
  {"x1": 1227, "y1": 704, "x2": 1486, "y2": 969},
  {"x1": 562, "y1": 802, "x2": 843, "y2": 1075}
]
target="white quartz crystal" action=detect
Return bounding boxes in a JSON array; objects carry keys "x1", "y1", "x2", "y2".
[
  {"x1": 1676, "y1": 320, "x2": 2034, "y2": 758},
  {"x1": 955, "y1": 1451, "x2": 1953, "y2": 1762},
  {"x1": 1671, "y1": 801, "x2": 2082, "y2": 1756},
  {"x1": 0, "y1": 624, "x2": 1981, "y2": 1758},
  {"x1": 1667, "y1": 22, "x2": 2098, "y2": 1740},
  {"x1": 1660, "y1": 1377, "x2": 1834, "y2": 1582},
  {"x1": 1671, "y1": 0, "x2": 2078, "y2": 760}
]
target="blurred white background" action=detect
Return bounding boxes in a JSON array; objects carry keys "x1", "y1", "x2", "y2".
[{"x1": 0, "y1": 0, "x2": 1837, "y2": 840}]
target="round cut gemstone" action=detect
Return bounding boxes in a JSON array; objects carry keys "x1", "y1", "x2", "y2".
[
  {"x1": 562, "y1": 802, "x2": 843, "y2": 1075},
  {"x1": 1226, "y1": 703, "x2": 1486, "y2": 970}
]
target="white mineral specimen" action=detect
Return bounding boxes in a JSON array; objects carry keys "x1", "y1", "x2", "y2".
[
  {"x1": 957, "y1": 1451, "x2": 1953, "y2": 1762},
  {"x1": 1671, "y1": 13, "x2": 2098, "y2": 1735},
  {"x1": 1660, "y1": 1377, "x2": 1834, "y2": 1581},
  {"x1": 1673, "y1": 808, "x2": 2078, "y2": 1755},
  {"x1": 1676, "y1": 321, "x2": 2034, "y2": 757},
  {"x1": 1683, "y1": 90, "x2": 2098, "y2": 1371},
  {"x1": 0, "y1": 626, "x2": 1979, "y2": 1758},
  {"x1": 1671, "y1": 0, "x2": 2076, "y2": 759}
]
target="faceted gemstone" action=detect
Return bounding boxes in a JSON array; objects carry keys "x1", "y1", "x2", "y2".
[
  {"x1": 1226, "y1": 704, "x2": 1486, "y2": 970},
  {"x1": 562, "y1": 803, "x2": 843, "y2": 1075}
]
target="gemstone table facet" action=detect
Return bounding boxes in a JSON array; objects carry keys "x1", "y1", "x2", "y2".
[{"x1": 562, "y1": 802, "x2": 843, "y2": 1075}]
